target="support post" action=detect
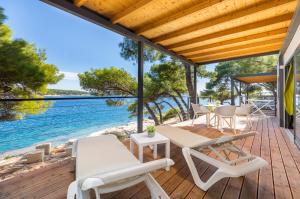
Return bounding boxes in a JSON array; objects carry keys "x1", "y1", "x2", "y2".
[
  {"x1": 246, "y1": 84, "x2": 249, "y2": 102},
  {"x1": 239, "y1": 81, "x2": 242, "y2": 105},
  {"x1": 194, "y1": 65, "x2": 198, "y2": 104},
  {"x1": 231, "y1": 78, "x2": 235, "y2": 105},
  {"x1": 137, "y1": 41, "x2": 144, "y2": 133}
]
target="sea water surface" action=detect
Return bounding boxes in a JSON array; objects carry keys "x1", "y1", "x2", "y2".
[
  {"x1": 0, "y1": 97, "x2": 135, "y2": 154},
  {"x1": 0, "y1": 96, "x2": 215, "y2": 154}
]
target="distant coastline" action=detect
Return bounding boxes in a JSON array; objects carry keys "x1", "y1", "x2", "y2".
[{"x1": 46, "y1": 89, "x2": 89, "y2": 96}]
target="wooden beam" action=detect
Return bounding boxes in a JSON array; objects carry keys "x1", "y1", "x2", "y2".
[
  {"x1": 74, "y1": 0, "x2": 87, "y2": 7},
  {"x1": 177, "y1": 28, "x2": 287, "y2": 55},
  {"x1": 193, "y1": 44, "x2": 281, "y2": 63},
  {"x1": 135, "y1": 0, "x2": 223, "y2": 35},
  {"x1": 111, "y1": 0, "x2": 151, "y2": 24},
  {"x1": 187, "y1": 38, "x2": 283, "y2": 59},
  {"x1": 165, "y1": 13, "x2": 292, "y2": 49},
  {"x1": 41, "y1": 0, "x2": 195, "y2": 66},
  {"x1": 198, "y1": 51, "x2": 279, "y2": 65},
  {"x1": 280, "y1": 0, "x2": 300, "y2": 65},
  {"x1": 153, "y1": 0, "x2": 295, "y2": 43}
]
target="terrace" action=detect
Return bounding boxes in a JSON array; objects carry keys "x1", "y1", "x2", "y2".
[
  {"x1": 1, "y1": 0, "x2": 300, "y2": 198},
  {"x1": 1, "y1": 117, "x2": 300, "y2": 199}
]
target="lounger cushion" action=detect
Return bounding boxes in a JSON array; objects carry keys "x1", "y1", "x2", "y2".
[
  {"x1": 156, "y1": 125, "x2": 211, "y2": 148},
  {"x1": 76, "y1": 135, "x2": 140, "y2": 180}
]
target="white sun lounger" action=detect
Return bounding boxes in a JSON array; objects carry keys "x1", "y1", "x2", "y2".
[
  {"x1": 67, "y1": 135, "x2": 174, "y2": 199},
  {"x1": 156, "y1": 125, "x2": 267, "y2": 191}
]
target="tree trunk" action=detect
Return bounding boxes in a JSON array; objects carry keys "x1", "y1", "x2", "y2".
[
  {"x1": 174, "y1": 90, "x2": 189, "y2": 110},
  {"x1": 153, "y1": 101, "x2": 163, "y2": 124},
  {"x1": 144, "y1": 103, "x2": 160, "y2": 125},
  {"x1": 184, "y1": 63, "x2": 195, "y2": 117},
  {"x1": 161, "y1": 100, "x2": 182, "y2": 121},
  {"x1": 171, "y1": 95, "x2": 187, "y2": 121}
]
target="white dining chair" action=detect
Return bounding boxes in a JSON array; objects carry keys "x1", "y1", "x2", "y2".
[
  {"x1": 191, "y1": 103, "x2": 210, "y2": 127},
  {"x1": 235, "y1": 103, "x2": 252, "y2": 129},
  {"x1": 214, "y1": 105, "x2": 237, "y2": 134}
]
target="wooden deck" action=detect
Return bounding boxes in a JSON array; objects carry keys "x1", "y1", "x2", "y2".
[
  {"x1": 1, "y1": 117, "x2": 300, "y2": 199},
  {"x1": 103, "y1": 117, "x2": 300, "y2": 199}
]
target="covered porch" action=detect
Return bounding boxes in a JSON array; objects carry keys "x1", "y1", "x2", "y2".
[{"x1": 1, "y1": 0, "x2": 300, "y2": 198}]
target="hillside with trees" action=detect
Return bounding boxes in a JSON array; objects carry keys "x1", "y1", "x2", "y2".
[
  {"x1": 46, "y1": 89, "x2": 88, "y2": 96},
  {"x1": 201, "y1": 55, "x2": 278, "y2": 104}
]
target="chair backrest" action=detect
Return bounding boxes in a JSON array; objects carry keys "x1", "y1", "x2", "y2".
[
  {"x1": 191, "y1": 103, "x2": 209, "y2": 114},
  {"x1": 215, "y1": 105, "x2": 236, "y2": 117},
  {"x1": 235, "y1": 103, "x2": 252, "y2": 116}
]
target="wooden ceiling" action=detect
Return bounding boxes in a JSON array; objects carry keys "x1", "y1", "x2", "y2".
[
  {"x1": 74, "y1": 0, "x2": 298, "y2": 64},
  {"x1": 234, "y1": 73, "x2": 277, "y2": 83}
]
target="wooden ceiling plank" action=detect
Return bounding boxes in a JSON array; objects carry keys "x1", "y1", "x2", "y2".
[
  {"x1": 193, "y1": 43, "x2": 282, "y2": 59},
  {"x1": 153, "y1": 0, "x2": 295, "y2": 43},
  {"x1": 111, "y1": 0, "x2": 152, "y2": 24},
  {"x1": 135, "y1": 0, "x2": 224, "y2": 35},
  {"x1": 74, "y1": 0, "x2": 88, "y2": 7},
  {"x1": 177, "y1": 28, "x2": 287, "y2": 55},
  {"x1": 166, "y1": 13, "x2": 292, "y2": 49},
  {"x1": 193, "y1": 44, "x2": 281, "y2": 63},
  {"x1": 187, "y1": 38, "x2": 283, "y2": 58}
]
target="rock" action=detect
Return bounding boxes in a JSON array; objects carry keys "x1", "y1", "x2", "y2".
[
  {"x1": 67, "y1": 139, "x2": 77, "y2": 146},
  {"x1": 22, "y1": 150, "x2": 44, "y2": 164},
  {"x1": 36, "y1": 143, "x2": 51, "y2": 155},
  {"x1": 65, "y1": 147, "x2": 72, "y2": 157},
  {"x1": 0, "y1": 157, "x2": 21, "y2": 170}
]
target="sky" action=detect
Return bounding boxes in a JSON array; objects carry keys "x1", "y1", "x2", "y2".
[{"x1": 0, "y1": 0, "x2": 215, "y2": 91}]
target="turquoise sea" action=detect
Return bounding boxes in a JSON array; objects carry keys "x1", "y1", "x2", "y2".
[
  {"x1": 0, "y1": 96, "x2": 216, "y2": 154},
  {"x1": 0, "y1": 97, "x2": 135, "y2": 154}
]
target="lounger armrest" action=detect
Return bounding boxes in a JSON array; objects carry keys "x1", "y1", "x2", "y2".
[
  {"x1": 81, "y1": 158, "x2": 174, "y2": 190},
  {"x1": 195, "y1": 131, "x2": 257, "y2": 148}
]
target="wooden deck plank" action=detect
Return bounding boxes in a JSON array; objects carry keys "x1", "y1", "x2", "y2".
[
  {"x1": 257, "y1": 118, "x2": 274, "y2": 199},
  {"x1": 268, "y1": 119, "x2": 293, "y2": 199},
  {"x1": 221, "y1": 119, "x2": 259, "y2": 199},
  {"x1": 239, "y1": 118, "x2": 263, "y2": 199},
  {"x1": 271, "y1": 118, "x2": 300, "y2": 199}
]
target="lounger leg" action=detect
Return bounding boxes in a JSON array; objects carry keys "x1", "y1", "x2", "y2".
[
  {"x1": 165, "y1": 141, "x2": 170, "y2": 171},
  {"x1": 206, "y1": 113, "x2": 210, "y2": 127},
  {"x1": 247, "y1": 116, "x2": 252, "y2": 129},
  {"x1": 153, "y1": 144, "x2": 157, "y2": 159},
  {"x1": 130, "y1": 139, "x2": 134, "y2": 154},
  {"x1": 139, "y1": 145, "x2": 144, "y2": 163},
  {"x1": 94, "y1": 188, "x2": 101, "y2": 199},
  {"x1": 67, "y1": 181, "x2": 77, "y2": 199},
  {"x1": 144, "y1": 174, "x2": 170, "y2": 199},
  {"x1": 233, "y1": 116, "x2": 236, "y2": 134},
  {"x1": 182, "y1": 147, "x2": 230, "y2": 191},
  {"x1": 192, "y1": 114, "x2": 196, "y2": 125}
]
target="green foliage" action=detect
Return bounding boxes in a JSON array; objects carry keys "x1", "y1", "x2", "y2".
[
  {"x1": 79, "y1": 62, "x2": 188, "y2": 124},
  {"x1": 0, "y1": 7, "x2": 63, "y2": 120},
  {"x1": 148, "y1": 62, "x2": 187, "y2": 95},
  {"x1": 163, "y1": 108, "x2": 180, "y2": 121},
  {"x1": 203, "y1": 55, "x2": 278, "y2": 103},
  {"x1": 146, "y1": 125, "x2": 155, "y2": 133},
  {"x1": 119, "y1": 38, "x2": 167, "y2": 63},
  {"x1": 78, "y1": 67, "x2": 137, "y2": 96},
  {"x1": 0, "y1": 7, "x2": 6, "y2": 25}
]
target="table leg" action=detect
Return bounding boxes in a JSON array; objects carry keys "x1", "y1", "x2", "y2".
[
  {"x1": 138, "y1": 145, "x2": 143, "y2": 163},
  {"x1": 165, "y1": 141, "x2": 170, "y2": 171},
  {"x1": 130, "y1": 139, "x2": 134, "y2": 153},
  {"x1": 153, "y1": 144, "x2": 157, "y2": 159}
]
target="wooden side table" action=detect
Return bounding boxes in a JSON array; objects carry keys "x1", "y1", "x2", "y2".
[{"x1": 130, "y1": 132, "x2": 170, "y2": 170}]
